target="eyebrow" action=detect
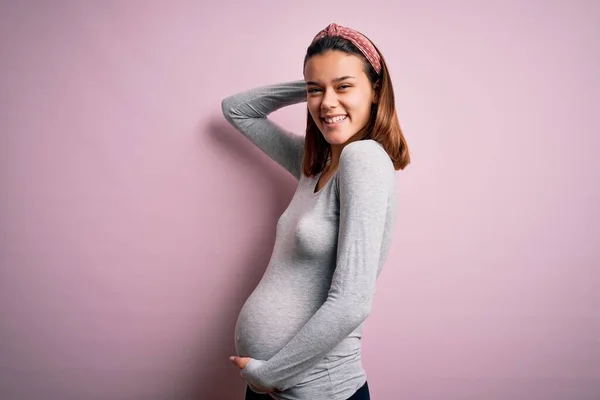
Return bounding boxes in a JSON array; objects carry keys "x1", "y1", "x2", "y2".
[{"x1": 305, "y1": 76, "x2": 356, "y2": 86}]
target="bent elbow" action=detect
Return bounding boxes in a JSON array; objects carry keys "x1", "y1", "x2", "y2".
[{"x1": 221, "y1": 97, "x2": 236, "y2": 123}]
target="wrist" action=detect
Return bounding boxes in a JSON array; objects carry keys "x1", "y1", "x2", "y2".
[{"x1": 240, "y1": 358, "x2": 272, "y2": 390}]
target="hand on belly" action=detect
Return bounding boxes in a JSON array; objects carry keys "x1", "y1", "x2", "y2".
[{"x1": 229, "y1": 356, "x2": 280, "y2": 394}]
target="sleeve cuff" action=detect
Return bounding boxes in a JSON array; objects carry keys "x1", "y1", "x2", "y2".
[{"x1": 240, "y1": 358, "x2": 273, "y2": 391}]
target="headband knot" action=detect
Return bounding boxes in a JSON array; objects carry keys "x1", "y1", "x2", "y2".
[
  {"x1": 311, "y1": 23, "x2": 382, "y2": 75},
  {"x1": 326, "y1": 23, "x2": 342, "y2": 36}
]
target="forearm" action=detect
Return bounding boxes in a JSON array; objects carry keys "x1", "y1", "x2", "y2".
[
  {"x1": 240, "y1": 297, "x2": 371, "y2": 391},
  {"x1": 221, "y1": 80, "x2": 307, "y2": 120}
]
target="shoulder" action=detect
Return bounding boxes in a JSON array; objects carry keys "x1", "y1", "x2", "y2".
[
  {"x1": 337, "y1": 139, "x2": 396, "y2": 193},
  {"x1": 339, "y1": 140, "x2": 395, "y2": 178}
]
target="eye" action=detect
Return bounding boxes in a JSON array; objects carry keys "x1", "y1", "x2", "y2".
[
  {"x1": 338, "y1": 84, "x2": 351, "y2": 90},
  {"x1": 307, "y1": 87, "x2": 322, "y2": 93}
]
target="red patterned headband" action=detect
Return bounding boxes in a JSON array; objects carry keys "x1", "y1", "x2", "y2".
[{"x1": 311, "y1": 23, "x2": 382, "y2": 75}]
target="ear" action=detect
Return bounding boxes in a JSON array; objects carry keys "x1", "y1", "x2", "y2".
[{"x1": 372, "y1": 81, "x2": 381, "y2": 103}]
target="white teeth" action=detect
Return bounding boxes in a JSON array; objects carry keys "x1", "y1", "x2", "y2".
[{"x1": 325, "y1": 115, "x2": 347, "y2": 124}]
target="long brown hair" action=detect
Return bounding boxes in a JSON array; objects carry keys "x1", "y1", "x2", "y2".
[{"x1": 302, "y1": 35, "x2": 411, "y2": 177}]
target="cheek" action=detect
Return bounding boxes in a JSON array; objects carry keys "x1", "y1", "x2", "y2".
[
  {"x1": 344, "y1": 98, "x2": 370, "y2": 119},
  {"x1": 307, "y1": 101, "x2": 321, "y2": 121},
  {"x1": 344, "y1": 90, "x2": 369, "y2": 108}
]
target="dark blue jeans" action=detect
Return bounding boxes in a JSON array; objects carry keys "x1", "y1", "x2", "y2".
[{"x1": 245, "y1": 381, "x2": 370, "y2": 400}]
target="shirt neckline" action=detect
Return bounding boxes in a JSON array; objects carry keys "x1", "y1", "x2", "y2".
[{"x1": 310, "y1": 169, "x2": 338, "y2": 197}]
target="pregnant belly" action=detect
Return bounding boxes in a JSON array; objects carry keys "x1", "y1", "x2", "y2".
[{"x1": 234, "y1": 278, "x2": 327, "y2": 360}]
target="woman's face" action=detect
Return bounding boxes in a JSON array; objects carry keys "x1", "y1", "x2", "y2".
[{"x1": 304, "y1": 50, "x2": 377, "y2": 147}]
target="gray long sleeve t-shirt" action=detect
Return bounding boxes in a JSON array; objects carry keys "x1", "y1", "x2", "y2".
[{"x1": 221, "y1": 80, "x2": 398, "y2": 400}]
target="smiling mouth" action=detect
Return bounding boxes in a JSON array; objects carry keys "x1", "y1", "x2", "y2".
[{"x1": 323, "y1": 115, "x2": 348, "y2": 124}]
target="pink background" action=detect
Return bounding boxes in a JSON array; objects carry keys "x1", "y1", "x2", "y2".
[{"x1": 1, "y1": 1, "x2": 598, "y2": 399}]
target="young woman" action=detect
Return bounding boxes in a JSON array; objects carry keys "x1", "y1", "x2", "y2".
[{"x1": 222, "y1": 23, "x2": 410, "y2": 400}]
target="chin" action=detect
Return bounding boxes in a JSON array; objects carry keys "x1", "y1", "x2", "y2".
[
  {"x1": 320, "y1": 134, "x2": 346, "y2": 146},
  {"x1": 318, "y1": 127, "x2": 352, "y2": 144},
  {"x1": 330, "y1": 137, "x2": 352, "y2": 146},
  {"x1": 322, "y1": 131, "x2": 357, "y2": 146}
]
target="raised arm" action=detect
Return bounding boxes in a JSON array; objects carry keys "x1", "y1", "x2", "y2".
[
  {"x1": 221, "y1": 80, "x2": 307, "y2": 180},
  {"x1": 240, "y1": 140, "x2": 397, "y2": 391}
]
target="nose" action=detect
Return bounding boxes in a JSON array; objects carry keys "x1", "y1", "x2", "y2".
[{"x1": 320, "y1": 88, "x2": 338, "y2": 111}]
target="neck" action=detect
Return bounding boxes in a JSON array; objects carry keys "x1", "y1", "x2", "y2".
[{"x1": 328, "y1": 146, "x2": 341, "y2": 170}]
